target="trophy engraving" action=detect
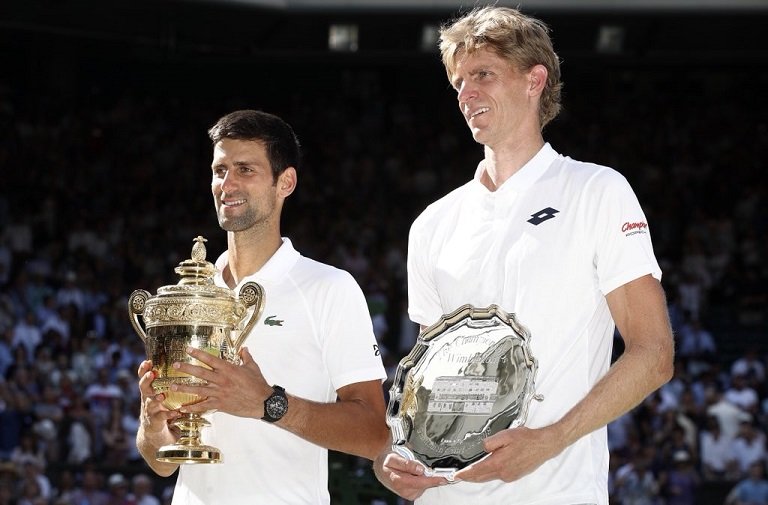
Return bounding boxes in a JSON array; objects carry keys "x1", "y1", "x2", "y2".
[
  {"x1": 128, "y1": 236, "x2": 265, "y2": 464},
  {"x1": 386, "y1": 304, "x2": 542, "y2": 481}
]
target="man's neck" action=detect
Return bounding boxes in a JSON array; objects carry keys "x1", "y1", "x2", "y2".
[
  {"x1": 222, "y1": 230, "x2": 283, "y2": 288},
  {"x1": 479, "y1": 137, "x2": 545, "y2": 191}
]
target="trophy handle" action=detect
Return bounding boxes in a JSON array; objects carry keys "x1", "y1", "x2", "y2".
[
  {"x1": 232, "y1": 281, "x2": 265, "y2": 350},
  {"x1": 128, "y1": 289, "x2": 151, "y2": 343}
]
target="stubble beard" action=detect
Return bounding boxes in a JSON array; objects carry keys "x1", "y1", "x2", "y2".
[
  {"x1": 218, "y1": 208, "x2": 258, "y2": 232},
  {"x1": 216, "y1": 196, "x2": 276, "y2": 233}
]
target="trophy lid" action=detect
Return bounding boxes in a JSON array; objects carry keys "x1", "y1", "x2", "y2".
[
  {"x1": 129, "y1": 236, "x2": 260, "y2": 331},
  {"x1": 174, "y1": 236, "x2": 217, "y2": 285},
  {"x1": 157, "y1": 236, "x2": 231, "y2": 299}
]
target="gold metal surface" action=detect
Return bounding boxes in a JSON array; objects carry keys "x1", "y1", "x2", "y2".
[{"x1": 128, "y1": 236, "x2": 265, "y2": 463}]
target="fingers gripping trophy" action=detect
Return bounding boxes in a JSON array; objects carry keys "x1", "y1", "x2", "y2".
[{"x1": 128, "y1": 236, "x2": 265, "y2": 464}]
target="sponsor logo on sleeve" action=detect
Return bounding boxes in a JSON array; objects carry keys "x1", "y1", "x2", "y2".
[{"x1": 622, "y1": 221, "x2": 648, "y2": 237}]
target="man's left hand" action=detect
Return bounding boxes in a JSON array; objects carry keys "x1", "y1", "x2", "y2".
[
  {"x1": 170, "y1": 346, "x2": 272, "y2": 418},
  {"x1": 454, "y1": 426, "x2": 562, "y2": 483}
]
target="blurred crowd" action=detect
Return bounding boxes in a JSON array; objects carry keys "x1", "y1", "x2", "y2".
[{"x1": 0, "y1": 36, "x2": 767, "y2": 505}]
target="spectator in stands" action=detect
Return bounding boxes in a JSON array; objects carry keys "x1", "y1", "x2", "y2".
[
  {"x1": 16, "y1": 458, "x2": 51, "y2": 503},
  {"x1": 61, "y1": 395, "x2": 94, "y2": 465},
  {"x1": 55, "y1": 271, "x2": 85, "y2": 317},
  {"x1": 101, "y1": 398, "x2": 132, "y2": 467},
  {"x1": 49, "y1": 469, "x2": 78, "y2": 505},
  {"x1": 24, "y1": 271, "x2": 53, "y2": 316},
  {"x1": 659, "y1": 450, "x2": 700, "y2": 505},
  {"x1": 9, "y1": 432, "x2": 45, "y2": 471},
  {"x1": 131, "y1": 473, "x2": 161, "y2": 505},
  {"x1": 690, "y1": 364, "x2": 728, "y2": 409},
  {"x1": 0, "y1": 461, "x2": 18, "y2": 491},
  {"x1": 10, "y1": 312, "x2": 41, "y2": 363},
  {"x1": 69, "y1": 468, "x2": 109, "y2": 505},
  {"x1": 677, "y1": 317, "x2": 717, "y2": 362},
  {"x1": 0, "y1": 327, "x2": 13, "y2": 378},
  {"x1": 39, "y1": 305, "x2": 71, "y2": 344},
  {"x1": 613, "y1": 453, "x2": 661, "y2": 505},
  {"x1": 658, "y1": 420, "x2": 698, "y2": 468},
  {"x1": 83, "y1": 367, "x2": 122, "y2": 429},
  {"x1": 677, "y1": 271, "x2": 705, "y2": 322},
  {"x1": 726, "y1": 373, "x2": 761, "y2": 416},
  {"x1": 732, "y1": 420, "x2": 768, "y2": 478},
  {"x1": 700, "y1": 415, "x2": 739, "y2": 481},
  {"x1": 15, "y1": 477, "x2": 44, "y2": 505},
  {"x1": 725, "y1": 460, "x2": 768, "y2": 505},
  {"x1": 122, "y1": 395, "x2": 142, "y2": 463},
  {"x1": 707, "y1": 387, "x2": 753, "y2": 441},
  {"x1": 107, "y1": 473, "x2": 137, "y2": 505},
  {"x1": 608, "y1": 411, "x2": 636, "y2": 455},
  {"x1": 731, "y1": 347, "x2": 766, "y2": 385},
  {"x1": 31, "y1": 346, "x2": 56, "y2": 382},
  {"x1": 33, "y1": 295, "x2": 58, "y2": 333}
]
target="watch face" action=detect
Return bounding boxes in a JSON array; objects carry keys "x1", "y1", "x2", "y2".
[{"x1": 266, "y1": 392, "x2": 288, "y2": 420}]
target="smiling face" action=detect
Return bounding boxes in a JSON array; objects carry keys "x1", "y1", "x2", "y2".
[
  {"x1": 450, "y1": 47, "x2": 543, "y2": 150},
  {"x1": 211, "y1": 138, "x2": 289, "y2": 234}
]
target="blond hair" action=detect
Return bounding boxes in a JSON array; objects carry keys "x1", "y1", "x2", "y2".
[{"x1": 439, "y1": 6, "x2": 563, "y2": 129}]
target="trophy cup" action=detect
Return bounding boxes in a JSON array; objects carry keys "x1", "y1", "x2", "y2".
[
  {"x1": 128, "y1": 236, "x2": 265, "y2": 464},
  {"x1": 386, "y1": 304, "x2": 542, "y2": 481}
]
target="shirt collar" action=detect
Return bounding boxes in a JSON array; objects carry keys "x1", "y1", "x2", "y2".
[
  {"x1": 214, "y1": 237, "x2": 300, "y2": 289},
  {"x1": 472, "y1": 142, "x2": 558, "y2": 194}
]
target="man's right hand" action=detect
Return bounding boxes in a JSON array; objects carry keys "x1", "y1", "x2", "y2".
[
  {"x1": 138, "y1": 360, "x2": 180, "y2": 438},
  {"x1": 136, "y1": 360, "x2": 182, "y2": 476},
  {"x1": 373, "y1": 451, "x2": 448, "y2": 501}
]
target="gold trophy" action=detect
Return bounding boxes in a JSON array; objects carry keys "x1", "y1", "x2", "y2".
[{"x1": 128, "y1": 236, "x2": 264, "y2": 464}]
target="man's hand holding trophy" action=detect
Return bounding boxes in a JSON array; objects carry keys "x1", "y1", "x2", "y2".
[{"x1": 129, "y1": 236, "x2": 265, "y2": 464}]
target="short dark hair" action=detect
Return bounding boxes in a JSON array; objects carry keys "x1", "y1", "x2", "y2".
[{"x1": 208, "y1": 109, "x2": 301, "y2": 180}]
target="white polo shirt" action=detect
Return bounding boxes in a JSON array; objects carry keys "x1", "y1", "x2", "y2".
[
  {"x1": 172, "y1": 238, "x2": 386, "y2": 505},
  {"x1": 408, "y1": 143, "x2": 661, "y2": 505}
]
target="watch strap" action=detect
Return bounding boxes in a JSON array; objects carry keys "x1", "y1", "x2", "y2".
[{"x1": 262, "y1": 384, "x2": 288, "y2": 423}]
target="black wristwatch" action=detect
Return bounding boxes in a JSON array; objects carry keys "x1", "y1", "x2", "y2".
[{"x1": 262, "y1": 385, "x2": 288, "y2": 423}]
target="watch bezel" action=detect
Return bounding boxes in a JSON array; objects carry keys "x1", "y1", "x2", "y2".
[{"x1": 263, "y1": 385, "x2": 288, "y2": 423}]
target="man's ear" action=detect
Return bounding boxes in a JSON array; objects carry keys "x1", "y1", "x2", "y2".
[
  {"x1": 528, "y1": 64, "x2": 548, "y2": 97},
  {"x1": 277, "y1": 167, "x2": 297, "y2": 198}
]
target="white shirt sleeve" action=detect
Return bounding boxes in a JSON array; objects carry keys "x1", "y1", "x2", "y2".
[{"x1": 588, "y1": 169, "x2": 662, "y2": 295}]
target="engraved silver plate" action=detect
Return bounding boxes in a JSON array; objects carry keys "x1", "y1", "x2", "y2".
[{"x1": 386, "y1": 304, "x2": 541, "y2": 481}]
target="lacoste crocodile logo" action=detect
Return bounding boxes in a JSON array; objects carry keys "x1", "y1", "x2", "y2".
[{"x1": 264, "y1": 315, "x2": 284, "y2": 327}]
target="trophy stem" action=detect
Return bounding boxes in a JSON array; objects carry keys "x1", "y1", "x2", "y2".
[{"x1": 156, "y1": 413, "x2": 222, "y2": 464}]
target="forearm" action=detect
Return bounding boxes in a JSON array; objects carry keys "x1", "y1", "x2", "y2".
[
  {"x1": 553, "y1": 336, "x2": 673, "y2": 450},
  {"x1": 136, "y1": 425, "x2": 180, "y2": 477},
  {"x1": 172, "y1": 350, "x2": 389, "y2": 460},
  {"x1": 277, "y1": 393, "x2": 390, "y2": 460},
  {"x1": 551, "y1": 275, "x2": 675, "y2": 448}
]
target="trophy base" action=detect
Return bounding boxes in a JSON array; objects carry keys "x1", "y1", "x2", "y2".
[
  {"x1": 155, "y1": 413, "x2": 222, "y2": 464},
  {"x1": 156, "y1": 444, "x2": 222, "y2": 464}
]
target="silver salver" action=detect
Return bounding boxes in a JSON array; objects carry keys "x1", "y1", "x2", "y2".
[{"x1": 386, "y1": 304, "x2": 542, "y2": 481}]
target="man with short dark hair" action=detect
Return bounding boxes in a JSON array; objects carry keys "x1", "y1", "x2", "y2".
[{"x1": 137, "y1": 110, "x2": 389, "y2": 504}]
